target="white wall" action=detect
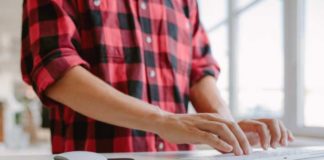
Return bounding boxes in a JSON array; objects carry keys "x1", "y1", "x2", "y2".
[
  {"x1": 0, "y1": 0, "x2": 23, "y2": 100},
  {"x1": 0, "y1": 0, "x2": 25, "y2": 131},
  {"x1": 0, "y1": 0, "x2": 22, "y2": 36}
]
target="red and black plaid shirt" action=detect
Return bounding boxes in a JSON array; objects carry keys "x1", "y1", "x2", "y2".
[{"x1": 21, "y1": 0, "x2": 220, "y2": 154}]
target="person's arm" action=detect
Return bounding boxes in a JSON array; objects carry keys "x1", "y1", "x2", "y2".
[
  {"x1": 190, "y1": 76, "x2": 233, "y2": 120},
  {"x1": 23, "y1": 1, "x2": 250, "y2": 155},
  {"x1": 187, "y1": 0, "x2": 226, "y2": 116},
  {"x1": 187, "y1": 0, "x2": 294, "y2": 150},
  {"x1": 45, "y1": 66, "x2": 163, "y2": 133},
  {"x1": 46, "y1": 66, "x2": 252, "y2": 155},
  {"x1": 190, "y1": 76, "x2": 295, "y2": 149}
]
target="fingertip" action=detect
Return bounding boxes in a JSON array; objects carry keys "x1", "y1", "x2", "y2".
[
  {"x1": 241, "y1": 143, "x2": 252, "y2": 155},
  {"x1": 288, "y1": 133, "x2": 295, "y2": 142},
  {"x1": 281, "y1": 139, "x2": 288, "y2": 146},
  {"x1": 212, "y1": 140, "x2": 233, "y2": 153},
  {"x1": 233, "y1": 148, "x2": 243, "y2": 156},
  {"x1": 244, "y1": 147, "x2": 252, "y2": 155},
  {"x1": 224, "y1": 143, "x2": 233, "y2": 153},
  {"x1": 271, "y1": 142, "x2": 277, "y2": 149},
  {"x1": 263, "y1": 143, "x2": 269, "y2": 150}
]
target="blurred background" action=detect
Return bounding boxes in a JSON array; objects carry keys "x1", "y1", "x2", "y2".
[{"x1": 0, "y1": 0, "x2": 323, "y2": 156}]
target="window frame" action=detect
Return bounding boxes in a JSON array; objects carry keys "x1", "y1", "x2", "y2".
[
  {"x1": 200, "y1": 0, "x2": 324, "y2": 137},
  {"x1": 283, "y1": 0, "x2": 324, "y2": 138}
]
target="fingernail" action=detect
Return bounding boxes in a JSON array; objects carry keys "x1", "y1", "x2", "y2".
[
  {"x1": 284, "y1": 139, "x2": 288, "y2": 146},
  {"x1": 243, "y1": 148, "x2": 250, "y2": 155},
  {"x1": 226, "y1": 145, "x2": 233, "y2": 152},
  {"x1": 237, "y1": 149, "x2": 243, "y2": 156},
  {"x1": 271, "y1": 142, "x2": 276, "y2": 148}
]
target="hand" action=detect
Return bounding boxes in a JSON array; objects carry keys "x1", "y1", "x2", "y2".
[
  {"x1": 156, "y1": 113, "x2": 251, "y2": 155},
  {"x1": 238, "y1": 119, "x2": 295, "y2": 150}
]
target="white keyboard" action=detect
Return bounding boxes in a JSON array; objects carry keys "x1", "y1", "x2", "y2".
[{"x1": 181, "y1": 147, "x2": 324, "y2": 160}]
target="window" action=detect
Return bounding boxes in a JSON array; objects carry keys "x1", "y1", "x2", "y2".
[
  {"x1": 198, "y1": 0, "x2": 324, "y2": 137},
  {"x1": 237, "y1": 0, "x2": 255, "y2": 10},
  {"x1": 198, "y1": 0, "x2": 284, "y2": 118},
  {"x1": 237, "y1": 0, "x2": 284, "y2": 118},
  {"x1": 283, "y1": 0, "x2": 324, "y2": 137},
  {"x1": 303, "y1": 0, "x2": 324, "y2": 127},
  {"x1": 198, "y1": 0, "x2": 229, "y2": 103},
  {"x1": 198, "y1": 0, "x2": 227, "y2": 31}
]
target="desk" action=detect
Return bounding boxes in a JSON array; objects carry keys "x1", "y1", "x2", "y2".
[
  {"x1": 1, "y1": 137, "x2": 324, "y2": 160},
  {"x1": 0, "y1": 150, "x2": 222, "y2": 160},
  {"x1": 2, "y1": 147, "x2": 324, "y2": 160}
]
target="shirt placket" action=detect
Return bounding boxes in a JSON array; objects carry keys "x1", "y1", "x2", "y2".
[
  {"x1": 138, "y1": 0, "x2": 165, "y2": 152},
  {"x1": 138, "y1": 1, "x2": 157, "y2": 105}
]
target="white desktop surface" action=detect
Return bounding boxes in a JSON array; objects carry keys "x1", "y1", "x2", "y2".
[
  {"x1": 0, "y1": 137, "x2": 324, "y2": 160},
  {"x1": 1, "y1": 147, "x2": 324, "y2": 160},
  {"x1": 0, "y1": 150, "x2": 221, "y2": 160},
  {"x1": 0, "y1": 150, "x2": 220, "y2": 160}
]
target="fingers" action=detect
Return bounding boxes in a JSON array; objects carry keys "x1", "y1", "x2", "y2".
[
  {"x1": 226, "y1": 121, "x2": 251, "y2": 155},
  {"x1": 197, "y1": 122, "x2": 242, "y2": 155},
  {"x1": 278, "y1": 121, "x2": 288, "y2": 146},
  {"x1": 258, "y1": 119, "x2": 281, "y2": 148},
  {"x1": 254, "y1": 119, "x2": 295, "y2": 148},
  {"x1": 194, "y1": 114, "x2": 295, "y2": 155},
  {"x1": 288, "y1": 130, "x2": 295, "y2": 142},
  {"x1": 197, "y1": 130, "x2": 233, "y2": 153},
  {"x1": 200, "y1": 114, "x2": 251, "y2": 155},
  {"x1": 239, "y1": 120, "x2": 271, "y2": 150},
  {"x1": 245, "y1": 132, "x2": 260, "y2": 146},
  {"x1": 252, "y1": 121, "x2": 271, "y2": 150}
]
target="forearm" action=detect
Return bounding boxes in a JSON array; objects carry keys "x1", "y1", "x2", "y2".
[
  {"x1": 45, "y1": 66, "x2": 165, "y2": 133},
  {"x1": 190, "y1": 76, "x2": 234, "y2": 121},
  {"x1": 46, "y1": 67, "x2": 253, "y2": 154}
]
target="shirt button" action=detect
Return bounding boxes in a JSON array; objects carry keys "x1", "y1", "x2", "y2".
[
  {"x1": 158, "y1": 142, "x2": 164, "y2": 151},
  {"x1": 93, "y1": 0, "x2": 101, "y2": 6},
  {"x1": 146, "y1": 36, "x2": 152, "y2": 44},
  {"x1": 140, "y1": 2, "x2": 147, "y2": 10},
  {"x1": 149, "y1": 70, "x2": 156, "y2": 78},
  {"x1": 186, "y1": 22, "x2": 191, "y2": 30}
]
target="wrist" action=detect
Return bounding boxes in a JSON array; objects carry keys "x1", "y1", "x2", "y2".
[
  {"x1": 148, "y1": 107, "x2": 173, "y2": 134},
  {"x1": 215, "y1": 107, "x2": 235, "y2": 121}
]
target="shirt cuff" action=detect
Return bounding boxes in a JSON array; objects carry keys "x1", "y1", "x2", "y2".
[
  {"x1": 190, "y1": 65, "x2": 220, "y2": 87},
  {"x1": 31, "y1": 49, "x2": 89, "y2": 106}
]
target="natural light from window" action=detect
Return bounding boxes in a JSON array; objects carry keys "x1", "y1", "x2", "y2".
[
  {"x1": 237, "y1": 0, "x2": 255, "y2": 10},
  {"x1": 237, "y1": 0, "x2": 284, "y2": 118},
  {"x1": 304, "y1": 0, "x2": 324, "y2": 127},
  {"x1": 198, "y1": 0, "x2": 229, "y2": 103},
  {"x1": 198, "y1": 0, "x2": 324, "y2": 129}
]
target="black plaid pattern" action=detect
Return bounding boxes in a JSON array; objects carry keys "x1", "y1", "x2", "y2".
[
  {"x1": 38, "y1": 3, "x2": 58, "y2": 22},
  {"x1": 118, "y1": 13, "x2": 135, "y2": 30},
  {"x1": 21, "y1": 0, "x2": 220, "y2": 154},
  {"x1": 144, "y1": 50, "x2": 155, "y2": 67}
]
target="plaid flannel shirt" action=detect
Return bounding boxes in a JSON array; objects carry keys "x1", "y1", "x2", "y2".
[{"x1": 21, "y1": 0, "x2": 220, "y2": 153}]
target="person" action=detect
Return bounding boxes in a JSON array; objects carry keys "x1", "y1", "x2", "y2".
[{"x1": 21, "y1": 0, "x2": 294, "y2": 155}]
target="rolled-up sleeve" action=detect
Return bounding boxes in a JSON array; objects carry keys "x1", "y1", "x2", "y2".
[
  {"x1": 21, "y1": 0, "x2": 89, "y2": 105},
  {"x1": 189, "y1": 1, "x2": 221, "y2": 87}
]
